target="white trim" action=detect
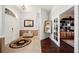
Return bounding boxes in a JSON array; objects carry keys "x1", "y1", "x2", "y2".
[{"x1": 74, "y1": 6, "x2": 78, "y2": 53}]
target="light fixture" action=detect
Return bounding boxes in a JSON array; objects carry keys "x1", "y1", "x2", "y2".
[
  {"x1": 21, "y1": 5, "x2": 26, "y2": 10},
  {"x1": 17, "y1": 5, "x2": 29, "y2": 12}
]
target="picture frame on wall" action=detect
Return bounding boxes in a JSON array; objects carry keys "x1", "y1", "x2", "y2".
[
  {"x1": 24, "y1": 20, "x2": 34, "y2": 27},
  {"x1": 44, "y1": 20, "x2": 52, "y2": 33}
]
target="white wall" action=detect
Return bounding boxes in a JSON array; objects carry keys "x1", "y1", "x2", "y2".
[
  {"x1": 39, "y1": 8, "x2": 50, "y2": 40},
  {"x1": 20, "y1": 6, "x2": 49, "y2": 40},
  {"x1": 20, "y1": 12, "x2": 38, "y2": 30},
  {"x1": 4, "y1": 5, "x2": 21, "y2": 44},
  {"x1": 20, "y1": 5, "x2": 41, "y2": 30},
  {"x1": 0, "y1": 6, "x2": 2, "y2": 35},
  {"x1": 49, "y1": 5, "x2": 73, "y2": 46}
]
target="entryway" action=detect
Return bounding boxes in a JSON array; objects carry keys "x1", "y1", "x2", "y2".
[{"x1": 60, "y1": 7, "x2": 74, "y2": 52}]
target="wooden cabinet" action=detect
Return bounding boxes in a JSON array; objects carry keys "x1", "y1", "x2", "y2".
[
  {"x1": 60, "y1": 32, "x2": 74, "y2": 39},
  {"x1": 0, "y1": 37, "x2": 5, "y2": 53}
]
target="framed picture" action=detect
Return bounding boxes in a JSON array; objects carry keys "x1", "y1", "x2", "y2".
[
  {"x1": 44, "y1": 20, "x2": 52, "y2": 33},
  {"x1": 24, "y1": 20, "x2": 34, "y2": 27}
]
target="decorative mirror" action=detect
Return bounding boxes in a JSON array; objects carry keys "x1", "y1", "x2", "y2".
[{"x1": 44, "y1": 20, "x2": 52, "y2": 34}]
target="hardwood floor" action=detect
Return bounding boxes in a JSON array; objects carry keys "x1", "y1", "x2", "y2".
[{"x1": 41, "y1": 37, "x2": 74, "y2": 53}]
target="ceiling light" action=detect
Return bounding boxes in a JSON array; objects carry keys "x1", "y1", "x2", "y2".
[{"x1": 21, "y1": 5, "x2": 26, "y2": 10}]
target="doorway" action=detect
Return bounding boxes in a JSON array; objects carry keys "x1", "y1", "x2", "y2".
[{"x1": 60, "y1": 7, "x2": 74, "y2": 53}]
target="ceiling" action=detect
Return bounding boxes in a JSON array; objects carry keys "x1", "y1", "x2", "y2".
[
  {"x1": 60, "y1": 7, "x2": 74, "y2": 19},
  {"x1": 34, "y1": 5, "x2": 53, "y2": 12},
  {"x1": 17, "y1": 5, "x2": 53, "y2": 12}
]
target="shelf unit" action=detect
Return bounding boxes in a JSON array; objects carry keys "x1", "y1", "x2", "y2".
[
  {"x1": 60, "y1": 16, "x2": 74, "y2": 39},
  {"x1": 60, "y1": 16, "x2": 74, "y2": 32}
]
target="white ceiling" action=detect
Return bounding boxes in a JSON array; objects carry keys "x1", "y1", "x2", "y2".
[
  {"x1": 34, "y1": 5, "x2": 53, "y2": 12},
  {"x1": 17, "y1": 5, "x2": 53, "y2": 12}
]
